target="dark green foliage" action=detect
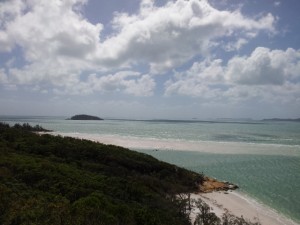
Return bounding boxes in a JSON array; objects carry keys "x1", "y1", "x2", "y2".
[
  {"x1": 193, "y1": 199, "x2": 221, "y2": 225},
  {"x1": 222, "y1": 212, "x2": 261, "y2": 225},
  {"x1": 11, "y1": 122, "x2": 52, "y2": 132},
  {"x1": 193, "y1": 199, "x2": 261, "y2": 225},
  {"x1": 0, "y1": 123, "x2": 203, "y2": 225}
]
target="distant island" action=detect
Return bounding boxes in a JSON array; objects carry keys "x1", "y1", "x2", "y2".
[
  {"x1": 68, "y1": 114, "x2": 103, "y2": 120},
  {"x1": 262, "y1": 118, "x2": 300, "y2": 122}
]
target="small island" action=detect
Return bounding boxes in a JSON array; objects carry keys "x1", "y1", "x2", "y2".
[
  {"x1": 262, "y1": 118, "x2": 300, "y2": 122},
  {"x1": 68, "y1": 114, "x2": 103, "y2": 120}
]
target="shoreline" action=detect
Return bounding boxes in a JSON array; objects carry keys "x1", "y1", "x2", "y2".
[
  {"x1": 191, "y1": 191, "x2": 299, "y2": 225},
  {"x1": 46, "y1": 132, "x2": 300, "y2": 225},
  {"x1": 192, "y1": 177, "x2": 299, "y2": 225}
]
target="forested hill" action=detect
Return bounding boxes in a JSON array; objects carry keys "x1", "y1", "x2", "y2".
[{"x1": 0, "y1": 123, "x2": 203, "y2": 225}]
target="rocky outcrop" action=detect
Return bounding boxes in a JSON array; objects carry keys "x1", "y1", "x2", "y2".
[{"x1": 199, "y1": 177, "x2": 239, "y2": 193}]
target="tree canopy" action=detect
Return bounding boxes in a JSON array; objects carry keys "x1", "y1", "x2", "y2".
[{"x1": 0, "y1": 123, "x2": 203, "y2": 225}]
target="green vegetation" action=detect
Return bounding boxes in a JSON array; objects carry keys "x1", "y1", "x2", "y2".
[
  {"x1": 0, "y1": 123, "x2": 262, "y2": 225},
  {"x1": 193, "y1": 198, "x2": 261, "y2": 225},
  {"x1": 0, "y1": 123, "x2": 203, "y2": 225},
  {"x1": 193, "y1": 199, "x2": 220, "y2": 225},
  {"x1": 12, "y1": 123, "x2": 52, "y2": 132}
]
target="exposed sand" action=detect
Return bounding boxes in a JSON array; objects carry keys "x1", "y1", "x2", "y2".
[
  {"x1": 191, "y1": 191, "x2": 299, "y2": 225},
  {"x1": 50, "y1": 132, "x2": 300, "y2": 156},
  {"x1": 47, "y1": 132, "x2": 300, "y2": 225}
]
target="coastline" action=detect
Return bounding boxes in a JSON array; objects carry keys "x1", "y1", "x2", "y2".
[
  {"x1": 47, "y1": 132, "x2": 300, "y2": 225},
  {"x1": 191, "y1": 191, "x2": 299, "y2": 225}
]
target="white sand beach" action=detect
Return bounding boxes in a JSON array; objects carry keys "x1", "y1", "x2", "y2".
[
  {"x1": 49, "y1": 132, "x2": 300, "y2": 225},
  {"x1": 190, "y1": 191, "x2": 298, "y2": 225}
]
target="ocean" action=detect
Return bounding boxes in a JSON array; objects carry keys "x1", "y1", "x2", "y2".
[{"x1": 1, "y1": 116, "x2": 300, "y2": 224}]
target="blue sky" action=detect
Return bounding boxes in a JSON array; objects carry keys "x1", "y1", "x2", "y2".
[{"x1": 0, "y1": 0, "x2": 299, "y2": 119}]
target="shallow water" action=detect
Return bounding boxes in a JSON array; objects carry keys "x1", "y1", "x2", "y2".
[
  {"x1": 136, "y1": 149, "x2": 300, "y2": 223},
  {"x1": 1, "y1": 116, "x2": 300, "y2": 146}
]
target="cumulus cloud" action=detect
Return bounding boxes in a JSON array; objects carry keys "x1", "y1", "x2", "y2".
[
  {"x1": 0, "y1": 0, "x2": 107, "y2": 93},
  {"x1": 96, "y1": 0, "x2": 275, "y2": 72},
  {"x1": 165, "y1": 47, "x2": 300, "y2": 103},
  {"x1": 226, "y1": 47, "x2": 300, "y2": 85},
  {"x1": 123, "y1": 74, "x2": 156, "y2": 96},
  {"x1": 0, "y1": 0, "x2": 25, "y2": 51},
  {"x1": 4, "y1": 0, "x2": 102, "y2": 61},
  {"x1": 0, "y1": 0, "x2": 276, "y2": 96},
  {"x1": 87, "y1": 71, "x2": 155, "y2": 96},
  {"x1": 50, "y1": 71, "x2": 155, "y2": 96},
  {"x1": 165, "y1": 58, "x2": 224, "y2": 97}
]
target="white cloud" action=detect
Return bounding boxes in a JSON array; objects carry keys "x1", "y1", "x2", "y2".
[
  {"x1": 50, "y1": 70, "x2": 155, "y2": 96},
  {"x1": 9, "y1": 59, "x2": 87, "y2": 85},
  {"x1": 165, "y1": 47, "x2": 300, "y2": 104},
  {"x1": 88, "y1": 71, "x2": 155, "y2": 96},
  {"x1": 96, "y1": 0, "x2": 275, "y2": 72},
  {"x1": 0, "y1": 68, "x2": 18, "y2": 90},
  {"x1": 223, "y1": 83, "x2": 300, "y2": 105},
  {"x1": 0, "y1": 69, "x2": 8, "y2": 83},
  {"x1": 274, "y1": 1, "x2": 281, "y2": 7},
  {"x1": 0, "y1": 0, "x2": 276, "y2": 96},
  {"x1": 0, "y1": 31, "x2": 13, "y2": 52},
  {"x1": 0, "y1": 0, "x2": 25, "y2": 51},
  {"x1": 123, "y1": 74, "x2": 156, "y2": 96},
  {"x1": 0, "y1": 0, "x2": 24, "y2": 23},
  {"x1": 5, "y1": 0, "x2": 102, "y2": 62},
  {"x1": 165, "y1": 59, "x2": 224, "y2": 97},
  {"x1": 224, "y1": 38, "x2": 248, "y2": 52},
  {"x1": 226, "y1": 47, "x2": 300, "y2": 85},
  {"x1": 0, "y1": 0, "x2": 102, "y2": 85}
]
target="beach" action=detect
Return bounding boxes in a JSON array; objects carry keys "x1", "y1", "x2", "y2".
[
  {"x1": 190, "y1": 192, "x2": 298, "y2": 225},
  {"x1": 49, "y1": 131, "x2": 300, "y2": 225}
]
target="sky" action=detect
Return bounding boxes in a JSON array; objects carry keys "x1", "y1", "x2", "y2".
[{"x1": 0, "y1": 0, "x2": 299, "y2": 120}]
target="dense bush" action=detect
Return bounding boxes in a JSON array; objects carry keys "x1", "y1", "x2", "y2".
[
  {"x1": 0, "y1": 123, "x2": 204, "y2": 225},
  {"x1": 193, "y1": 198, "x2": 261, "y2": 225}
]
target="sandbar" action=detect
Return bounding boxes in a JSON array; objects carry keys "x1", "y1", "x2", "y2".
[{"x1": 50, "y1": 132, "x2": 300, "y2": 156}]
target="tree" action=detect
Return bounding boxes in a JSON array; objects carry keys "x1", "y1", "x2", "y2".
[
  {"x1": 193, "y1": 199, "x2": 221, "y2": 225},
  {"x1": 222, "y1": 212, "x2": 261, "y2": 225}
]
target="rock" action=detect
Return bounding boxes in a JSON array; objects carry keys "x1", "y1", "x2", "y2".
[{"x1": 199, "y1": 176, "x2": 239, "y2": 193}]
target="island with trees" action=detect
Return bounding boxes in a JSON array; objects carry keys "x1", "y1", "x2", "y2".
[{"x1": 68, "y1": 114, "x2": 103, "y2": 120}]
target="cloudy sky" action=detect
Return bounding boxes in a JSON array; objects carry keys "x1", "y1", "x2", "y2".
[{"x1": 0, "y1": 0, "x2": 299, "y2": 119}]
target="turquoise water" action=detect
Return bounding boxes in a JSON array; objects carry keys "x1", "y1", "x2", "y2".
[
  {"x1": 1, "y1": 116, "x2": 300, "y2": 223},
  {"x1": 136, "y1": 150, "x2": 300, "y2": 223},
  {"x1": 1, "y1": 116, "x2": 300, "y2": 146}
]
